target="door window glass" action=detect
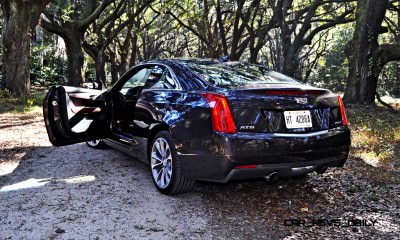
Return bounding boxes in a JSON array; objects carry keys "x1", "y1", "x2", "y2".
[
  {"x1": 120, "y1": 68, "x2": 151, "y2": 94},
  {"x1": 120, "y1": 65, "x2": 178, "y2": 95}
]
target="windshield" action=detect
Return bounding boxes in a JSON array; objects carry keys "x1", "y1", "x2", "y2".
[{"x1": 181, "y1": 61, "x2": 301, "y2": 88}]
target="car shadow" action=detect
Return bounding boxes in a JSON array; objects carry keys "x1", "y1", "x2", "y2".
[{"x1": 0, "y1": 144, "x2": 144, "y2": 190}]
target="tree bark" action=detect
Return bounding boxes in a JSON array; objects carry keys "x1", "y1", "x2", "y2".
[
  {"x1": 1, "y1": 0, "x2": 50, "y2": 97},
  {"x1": 109, "y1": 52, "x2": 119, "y2": 84},
  {"x1": 344, "y1": 0, "x2": 389, "y2": 104},
  {"x1": 64, "y1": 34, "x2": 85, "y2": 86},
  {"x1": 95, "y1": 52, "x2": 106, "y2": 87}
]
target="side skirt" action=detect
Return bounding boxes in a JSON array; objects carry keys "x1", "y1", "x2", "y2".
[{"x1": 103, "y1": 135, "x2": 148, "y2": 165}]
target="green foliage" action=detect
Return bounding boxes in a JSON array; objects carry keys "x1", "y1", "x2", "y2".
[
  {"x1": 0, "y1": 90, "x2": 45, "y2": 113},
  {"x1": 0, "y1": 89, "x2": 12, "y2": 98},
  {"x1": 30, "y1": 36, "x2": 67, "y2": 86},
  {"x1": 309, "y1": 25, "x2": 353, "y2": 92},
  {"x1": 46, "y1": 0, "x2": 77, "y2": 23}
]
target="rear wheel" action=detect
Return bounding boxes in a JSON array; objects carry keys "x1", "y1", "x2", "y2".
[
  {"x1": 149, "y1": 131, "x2": 194, "y2": 195},
  {"x1": 86, "y1": 139, "x2": 106, "y2": 149}
]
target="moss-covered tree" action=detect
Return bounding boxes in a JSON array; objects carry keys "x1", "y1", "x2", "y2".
[
  {"x1": 0, "y1": 0, "x2": 51, "y2": 97},
  {"x1": 344, "y1": 0, "x2": 400, "y2": 104}
]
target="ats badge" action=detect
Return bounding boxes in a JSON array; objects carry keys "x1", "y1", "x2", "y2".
[{"x1": 295, "y1": 97, "x2": 308, "y2": 104}]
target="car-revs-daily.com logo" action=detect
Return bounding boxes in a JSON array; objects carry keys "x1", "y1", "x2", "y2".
[{"x1": 284, "y1": 218, "x2": 377, "y2": 227}]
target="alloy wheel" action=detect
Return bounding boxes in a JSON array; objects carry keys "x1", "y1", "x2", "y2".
[
  {"x1": 151, "y1": 137, "x2": 173, "y2": 189},
  {"x1": 86, "y1": 140, "x2": 101, "y2": 147}
]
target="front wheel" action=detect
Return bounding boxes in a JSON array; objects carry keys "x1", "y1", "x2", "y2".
[
  {"x1": 149, "y1": 131, "x2": 195, "y2": 195},
  {"x1": 86, "y1": 139, "x2": 106, "y2": 149}
]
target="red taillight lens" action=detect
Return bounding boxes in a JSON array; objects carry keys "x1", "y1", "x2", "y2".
[
  {"x1": 234, "y1": 164, "x2": 257, "y2": 169},
  {"x1": 202, "y1": 93, "x2": 236, "y2": 134},
  {"x1": 337, "y1": 96, "x2": 348, "y2": 126}
]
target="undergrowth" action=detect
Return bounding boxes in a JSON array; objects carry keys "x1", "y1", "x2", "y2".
[
  {"x1": 0, "y1": 89, "x2": 45, "y2": 114},
  {"x1": 347, "y1": 104, "x2": 400, "y2": 169}
]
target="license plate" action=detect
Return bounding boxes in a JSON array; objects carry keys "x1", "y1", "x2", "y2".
[{"x1": 284, "y1": 110, "x2": 312, "y2": 129}]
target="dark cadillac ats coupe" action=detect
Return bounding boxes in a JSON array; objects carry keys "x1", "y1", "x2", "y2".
[{"x1": 43, "y1": 59, "x2": 350, "y2": 194}]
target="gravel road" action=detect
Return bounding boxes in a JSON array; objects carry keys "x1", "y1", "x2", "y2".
[{"x1": 1, "y1": 112, "x2": 399, "y2": 239}]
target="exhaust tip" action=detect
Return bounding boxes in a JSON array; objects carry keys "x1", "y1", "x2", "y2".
[
  {"x1": 265, "y1": 171, "x2": 279, "y2": 183},
  {"x1": 316, "y1": 166, "x2": 328, "y2": 174}
]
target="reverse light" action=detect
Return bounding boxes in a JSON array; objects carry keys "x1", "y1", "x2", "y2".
[
  {"x1": 202, "y1": 93, "x2": 236, "y2": 134},
  {"x1": 337, "y1": 96, "x2": 348, "y2": 126}
]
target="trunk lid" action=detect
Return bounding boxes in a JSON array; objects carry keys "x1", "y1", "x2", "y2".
[{"x1": 226, "y1": 86, "x2": 342, "y2": 133}]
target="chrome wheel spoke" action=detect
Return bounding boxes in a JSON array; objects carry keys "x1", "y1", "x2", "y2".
[
  {"x1": 151, "y1": 162, "x2": 162, "y2": 169},
  {"x1": 155, "y1": 141, "x2": 163, "y2": 157},
  {"x1": 156, "y1": 168, "x2": 164, "y2": 182},
  {"x1": 160, "y1": 169, "x2": 166, "y2": 187},
  {"x1": 151, "y1": 152, "x2": 163, "y2": 163}
]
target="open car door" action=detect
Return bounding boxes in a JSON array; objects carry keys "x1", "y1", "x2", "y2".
[{"x1": 43, "y1": 86, "x2": 109, "y2": 146}]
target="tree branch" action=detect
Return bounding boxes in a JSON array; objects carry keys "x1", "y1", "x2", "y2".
[
  {"x1": 166, "y1": 10, "x2": 217, "y2": 56},
  {"x1": 78, "y1": 0, "x2": 112, "y2": 30}
]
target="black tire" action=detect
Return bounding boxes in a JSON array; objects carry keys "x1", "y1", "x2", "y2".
[
  {"x1": 86, "y1": 139, "x2": 106, "y2": 149},
  {"x1": 149, "y1": 131, "x2": 195, "y2": 195}
]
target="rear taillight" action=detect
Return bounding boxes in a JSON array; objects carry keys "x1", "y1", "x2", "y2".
[
  {"x1": 337, "y1": 96, "x2": 348, "y2": 126},
  {"x1": 202, "y1": 93, "x2": 236, "y2": 134},
  {"x1": 234, "y1": 164, "x2": 257, "y2": 169}
]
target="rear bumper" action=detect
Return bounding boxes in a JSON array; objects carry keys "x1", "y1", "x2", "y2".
[{"x1": 178, "y1": 127, "x2": 350, "y2": 182}]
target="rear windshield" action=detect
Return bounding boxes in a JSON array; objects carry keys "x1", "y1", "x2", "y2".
[{"x1": 181, "y1": 61, "x2": 301, "y2": 88}]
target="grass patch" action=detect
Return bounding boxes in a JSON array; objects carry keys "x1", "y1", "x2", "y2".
[
  {"x1": 0, "y1": 89, "x2": 45, "y2": 114},
  {"x1": 347, "y1": 104, "x2": 400, "y2": 169}
]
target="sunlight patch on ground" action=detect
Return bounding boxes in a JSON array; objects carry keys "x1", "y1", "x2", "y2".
[
  {"x1": 358, "y1": 152, "x2": 381, "y2": 167},
  {"x1": 64, "y1": 175, "x2": 96, "y2": 184},
  {"x1": 380, "y1": 95, "x2": 400, "y2": 106},
  {"x1": 0, "y1": 178, "x2": 52, "y2": 192},
  {"x1": 0, "y1": 160, "x2": 21, "y2": 176},
  {"x1": 0, "y1": 175, "x2": 96, "y2": 192},
  {"x1": 361, "y1": 212, "x2": 400, "y2": 233}
]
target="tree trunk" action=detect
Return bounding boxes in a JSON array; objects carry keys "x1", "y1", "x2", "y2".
[
  {"x1": 110, "y1": 55, "x2": 119, "y2": 84},
  {"x1": 1, "y1": 0, "x2": 50, "y2": 97},
  {"x1": 129, "y1": 36, "x2": 138, "y2": 69},
  {"x1": 282, "y1": 47, "x2": 302, "y2": 80},
  {"x1": 95, "y1": 52, "x2": 106, "y2": 88},
  {"x1": 64, "y1": 35, "x2": 84, "y2": 86},
  {"x1": 2, "y1": 13, "x2": 30, "y2": 97},
  {"x1": 343, "y1": 0, "x2": 389, "y2": 104}
]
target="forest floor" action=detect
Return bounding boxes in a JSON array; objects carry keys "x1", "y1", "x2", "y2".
[{"x1": 0, "y1": 96, "x2": 399, "y2": 239}]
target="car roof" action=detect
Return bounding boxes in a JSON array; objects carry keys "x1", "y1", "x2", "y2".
[{"x1": 142, "y1": 58, "x2": 241, "y2": 66}]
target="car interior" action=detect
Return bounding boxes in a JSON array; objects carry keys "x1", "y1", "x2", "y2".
[{"x1": 112, "y1": 65, "x2": 167, "y2": 134}]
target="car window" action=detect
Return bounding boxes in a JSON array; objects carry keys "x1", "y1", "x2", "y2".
[
  {"x1": 119, "y1": 65, "x2": 178, "y2": 95},
  {"x1": 181, "y1": 61, "x2": 301, "y2": 88},
  {"x1": 143, "y1": 66, "x2": 165, "y2": 89},
  {"x1": 143, "y1": 66, "x2": 178, "y2": 90},
  {"x1": 120, "y1": 68, "x2": 151, "y2": 94}
]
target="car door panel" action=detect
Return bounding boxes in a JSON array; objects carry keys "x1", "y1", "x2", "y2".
[{"x1": 43, "y1": 86, "x2": 109, "y2": 146}]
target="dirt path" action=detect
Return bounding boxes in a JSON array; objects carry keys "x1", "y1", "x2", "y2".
[{"x1": 1, "y1": 112, "x2": 399, "y2": 239}]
